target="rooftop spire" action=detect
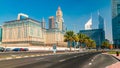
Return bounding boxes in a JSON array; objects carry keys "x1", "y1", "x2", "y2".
[
  {"x1": 58, "y1": 6, "x2": 61, "y2": 10},
  {"x1": 42, "y1": 17, "x2": 45, "y2": 22}
]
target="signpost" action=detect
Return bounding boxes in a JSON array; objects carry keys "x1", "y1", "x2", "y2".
[{"x1": 53, "y1": 44, "x2": 57, "y2": 54}]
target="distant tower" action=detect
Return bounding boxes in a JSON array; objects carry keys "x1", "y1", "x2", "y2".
[
  {"x1": 49, "y1": 16, "x2": 55, "y2": 29},
  {"x1": 41, "y1": 18, "x2": 46, "y2": 29},
  {"x1": 85, "y1": 15, "x2": 92, "y2": 30},
  {"x1": 17, "y1": 13, "x2": 28, "y2": 20},
  {"x1": 98, "y1": 11, "x2": 104, "y2": 30},
  {"x1": 56, "y1": 6, "x2": 64, "y2": 31}
]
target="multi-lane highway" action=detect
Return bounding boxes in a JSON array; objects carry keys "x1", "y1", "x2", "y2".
[{"x1": 0, "y1": 52, "x2": 118, "y2": 68}]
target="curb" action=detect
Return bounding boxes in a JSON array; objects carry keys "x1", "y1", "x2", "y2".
[{"x1": 111, "y1": 55, "x2": 120, "y2": 61}]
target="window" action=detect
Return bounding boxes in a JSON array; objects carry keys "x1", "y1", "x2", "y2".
[
  {"x1": 30, "y1": 27, "x2": 33, "y2": 36},
  {"x1": 37, "y1": 29, "x2": 40, "y2": 36},
  {"x1": 24, "y1": 26, "x2": 27, "y2": 38},
  {"x1": 9, "y1": 29, "x2": 12, "y2": 39},
  {"x1": 117, "y1": 4, "x2": 120, "y2": 14},
  {"x1": 18, "y1": 28, "x2": 20, "y2": 38}
]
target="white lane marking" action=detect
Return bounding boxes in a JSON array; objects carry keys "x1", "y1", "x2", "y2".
[
  {"x1": 35, "y1": 58, "x2": 44, "y2": 60},
  {"x1": 6, "y1": 57, "x2": 12, "y2": 60},
  {"x1": 11, "y1": 55, "x2": 16, "y2": 57},
  {"x1": 16, "y1": 56, "x2": 22, "y2": 58},
  {"x1": 88, "y1": 63, "x2": 92, "y2": 65},
  {"x1": 24, "y1": 56, "x2": 29, "y2": 58},
  {"x1": 30, "y1": 55, "x2": 35, "y2": 57},
  {"x1": 59, "y1": 59, "x2": 66, "y2": 62},
  {"x1": 36, "y1": 55, "x2": 40, "y2": 56}
]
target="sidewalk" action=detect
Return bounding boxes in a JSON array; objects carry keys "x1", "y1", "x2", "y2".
[
  {"x1": 111, "y1": 54, "x2": 120, "y2": 60},
  {"x1": 103, "y1": 53, "x2": 120, "y2": 68}
]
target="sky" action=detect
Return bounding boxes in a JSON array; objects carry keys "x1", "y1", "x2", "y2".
[{"x1": 0, "y1": 0, "x2": 112, "y2": 42}]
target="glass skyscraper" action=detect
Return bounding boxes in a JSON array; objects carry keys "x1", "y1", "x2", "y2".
[
  {"x1": 112, "y1": 0, "x2": 120, "y2": 48},
  {"x1": 79, "y1": 12, "x2": 105, "y2": 48},
  {"x1": 98, "y1": 13, "x2": 104, "y2": 30},
  {"x1": 79, "y1": 29, "x2": 105, "y2": 48}
]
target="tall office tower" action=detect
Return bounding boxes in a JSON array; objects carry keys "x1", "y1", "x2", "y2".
[
  {"x1": 98, "y1": 12, "x2": 104, "y2": 30},
  {"x1": 85, "y1": 16, "x2": 92, "y2": 30},
  {"x1": 112, "y1": 0, "x2": 120, "y2": 48},
  {"x1": 56, "y1": 6, "x2": 64, "y2": 31},
  {"x1": 41, "y1": 18, "x2": 46, "y2": 29},
  {"x1": 49, "y1": 16, "x2": 55, "y2": 29}
]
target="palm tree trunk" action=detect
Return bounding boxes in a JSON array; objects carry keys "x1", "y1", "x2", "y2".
[
  {"x1": 79, "y1": 42, "x2": 82, "y2": 51},
  {"x1": 70, "y1": 42, "x2": 72, "y2": 51}
]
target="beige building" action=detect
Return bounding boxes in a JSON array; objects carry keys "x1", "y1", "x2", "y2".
[
  {"x1": 56, "y1": 6, "x2": 64, "y2": 31},
  {"x1": 2, "y1": 18, "x2": 45, "y2": 47},
  {"x1": 2, "y1": 6, "x2": 67, "y2": 47}
]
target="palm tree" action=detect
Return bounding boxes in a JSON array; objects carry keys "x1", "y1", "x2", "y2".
[
  {"x1": 89, "y1": 39, "x2": 96, "y2": 48},
  {"x1": 73, "y1": 34, "x2": 79, "y2": 49},
  {"x1": 77, "y1": 33, "x2": 87, "y2": 48},
  {"x1": 102, "y1": 41, "x2": 109, "y2": 49},
  {"x1": 64, "y1": 31, "x2": 75, "y2": 51},
  {"x1": 84, "y1": 38, "x2": 96, "y2": 49}
]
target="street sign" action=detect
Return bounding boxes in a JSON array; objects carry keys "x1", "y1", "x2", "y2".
[{"x1": 53, "y1": 44, "x2": 57, "y2": 54}]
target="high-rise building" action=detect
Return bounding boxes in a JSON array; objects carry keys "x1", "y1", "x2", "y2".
[
  {"x1": 79, "y1": 29, "x2": 105, "y2": 48},
  {"x1": 79, "y1": 13, "x2": 105, "y2": 48},
  {"x1": 41, "y1": 18, "x2": 46, "y2": 29},
  {"x1": 49, "y1": 16, "x2": 55, "y2": 29},
  {"x1": 98, "y1": 12, "x2": 104, "y2": 30},
  {"x1": 112, "y1": 0, "x2": 120, "y2": 48},
  {"x1": 85, "y1": 17, "x2": 92, "y2": 30},
  {"x1": 56, "y1": 6, "x2": 64, "y2": 31}
]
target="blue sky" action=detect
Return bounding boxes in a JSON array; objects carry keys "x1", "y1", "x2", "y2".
[{"x1": 0, "y1": 0, "x2": 112, "y2": 42}]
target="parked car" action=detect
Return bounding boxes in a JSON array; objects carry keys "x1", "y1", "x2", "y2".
[
  {"x1": 12, "y1": 48, "x2": 29, "y2": 51},
  {"x1": 23, "y1": 48, "x2": 29, "y2": 51},
  {"x1": 12, "y1": 48, "x2": 21, "y2": 51},
  {"x1": 20, "y1": 48, "x2": 24, "y2": 51},
  {"x1": 0, "y1": 47, "x2": 5, "y2": 52},
  {"x1": 5, "y1": 48, "x2": 12, "y2": 52}
]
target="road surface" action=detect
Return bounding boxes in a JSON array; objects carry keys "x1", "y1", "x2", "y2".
[{"x1": 0, "y1": 52, "x2": 118, "y2": 68}]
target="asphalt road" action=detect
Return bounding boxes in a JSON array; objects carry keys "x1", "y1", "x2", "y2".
[{"x1": 0, "y1": 52, "x2": 118, "y2": 68}]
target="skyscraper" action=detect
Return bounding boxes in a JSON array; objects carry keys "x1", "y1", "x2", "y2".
[
  {"x1": 112, "y1": 0, "x2": 120, "y2": 48},
  {"x1": 41, "y1": 18, "x2": 46, "y2": 29},
  {"x1": 56, "y1": 6, "x2": 64, "y2": 31},
  {"x1": 85, "y1": 17, "x2": 92, "y2": 30},
  {"x1": 49, "y1": 16, "x2": 55, "y2": 29},
  {"x1": 79, "y1": 29, "x2": 105, "y2": 48},
  {"x1": 98, "y1": 11, "x2": 104, "y2": 30}
]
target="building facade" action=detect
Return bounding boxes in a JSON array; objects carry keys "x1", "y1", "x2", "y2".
[
  {"x1": 2, "y1": 6, "x2": 67, "y2": 47},
  {"x1": 98, "y1": 12, "x2": 104, "y2": 30},
  {"x1": 2, "y1": 18, "x2": 44, "y2": 47},
  {"x1": 79, "y1": 29, "x2": 105, "y2": 48},
  {"x1": 56, "y1": 6, "x2": 64, "y2": 31},
  {"x1": 79, "y1": 12, "x2": 105, "y2": 48},
  {"x1": 49, "y1": 16, "x2": 55, "y2": 29},
  {"x1": 0, "y1": 26, "x2": 2, "y2": 45},
  {"x1": 112, "y1": 0, "x2": 120, "y2": 48}
]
